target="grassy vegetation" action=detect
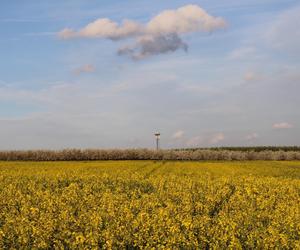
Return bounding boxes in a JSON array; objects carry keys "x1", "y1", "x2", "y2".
[
  {"x1": 0, "y1": 161, "x2": 299, "y2": 249},
  {"x1": 0, "y1": 148, "x2": 300, "y2": 161}
]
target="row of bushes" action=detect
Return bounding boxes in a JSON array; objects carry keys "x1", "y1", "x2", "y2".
[
  {"x1": 179, "y1": 146, "x2": 300, "y2": 152},
  {"x1": 0, "y1": 149, "x2": 300, "y2": 161}
]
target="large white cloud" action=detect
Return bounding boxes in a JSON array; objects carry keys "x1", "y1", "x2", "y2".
[
  {"x1": 58, "y1": 5, "x2": 226, "y2": 59},
  {"x1": 146, "y1": 4, "x2": 226, "y2": 35}
]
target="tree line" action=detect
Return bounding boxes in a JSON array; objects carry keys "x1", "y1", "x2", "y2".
[{"x1": 0, "y1": 148, "x2": 300, "y2": 161}]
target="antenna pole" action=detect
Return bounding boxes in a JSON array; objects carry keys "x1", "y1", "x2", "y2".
[{"x1": 154, "y1": 132, "x2": 160, "y2": 150}]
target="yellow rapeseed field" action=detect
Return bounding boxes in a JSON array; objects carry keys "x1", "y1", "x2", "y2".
[{"x1": 0, "y1": 161, "x2": 299, "y2": 249}]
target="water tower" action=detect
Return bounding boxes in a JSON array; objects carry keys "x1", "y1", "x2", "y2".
[{"x1": 154, "y1": 132, "x2": 160, "y2": 150}]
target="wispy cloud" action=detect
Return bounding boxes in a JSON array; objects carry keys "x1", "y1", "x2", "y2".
[
  {"x1": 186, "y1": 136, "x2": 203, "y2": 147},
  {"x1": 58, "y1": 4, "x2": 226, "y2": 59},
  {"x1": 272, "y1": 122, "x2": 293, "y2": 129},
  {"x1": 0, "y1": 18, "x2": 41, "y2": 23},
  {"x1": 244, "y1": 71, "x2": 262, "y2": 82},
  {"x1": 265, "y1": 5, "x2": 300, "y2": 55},
  {"x1": 209, "y1": 132, "x2": 225, "y2": 144},
  {"x1": 185, "y1": 132, "x2": 225, "y2": 147},
  {"x1": 246, "y1": 133, "x2": 258, "y2": 140},
  {"x1": 172, "y1": 130, "x2": 185, "y2": 139},
  {"x1": 24, "y1": 32, "x2": 56, "y2": 37},
  {"x1": 228, "y1": 47, "x2": 257, "y2": 60},
  {"x1": 0, "y1": 80, "x2": 9, "y2": 87},
  {"x1": 73, "y1": 64, "x2": 95, "y2": 75}
]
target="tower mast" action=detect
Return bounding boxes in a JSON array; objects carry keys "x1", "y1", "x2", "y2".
[{"x1": 154, "y1": 132, "x2": 160, "y2": 150}]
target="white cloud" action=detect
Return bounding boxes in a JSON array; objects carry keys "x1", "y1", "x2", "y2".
[
  {"x1": 58, "y1": 4, "x2": 226, "y2": 59},
  {"x1": 209, "y1": 132, "x2": 225, "y2": 144},
  {"x1": 272, "y1": 122, "x2": 293, "y2": 129},
  {"x1": 146, "y1": 4, "x2": 227, "y2": 35},
  {"x1": 246, "y1": 133, "x2": 258, "y2": 140},
  {"x1": 73, "y1": 64, "x2": 95, "y2": 75},
  {"x1": 172, "y1": 130, "x2": 185, "y2": 139},
  {"x1": 59, "y1": 19, "x2": 143, "y2": 40}
]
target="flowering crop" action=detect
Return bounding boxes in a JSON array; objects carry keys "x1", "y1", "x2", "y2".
[{"x1": 0, "y1": 161, "x2": 299, "y2": 249}]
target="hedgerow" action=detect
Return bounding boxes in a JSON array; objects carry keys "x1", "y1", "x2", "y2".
[{"x1": 0, "y1": 149, "x2": 300, "y2": 161}]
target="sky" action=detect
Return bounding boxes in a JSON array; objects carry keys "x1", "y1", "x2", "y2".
[{"x1": 0, "y1": 0, "x2": 299, "y2": 149}]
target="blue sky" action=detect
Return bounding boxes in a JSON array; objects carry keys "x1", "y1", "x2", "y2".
[{"x1": 0, "y1": 0, "x2": 299, "y2": 149}]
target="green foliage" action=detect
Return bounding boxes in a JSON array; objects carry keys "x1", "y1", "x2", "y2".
[{"x1": 0, "y1": 161, "x2": 299, "y2": 249}]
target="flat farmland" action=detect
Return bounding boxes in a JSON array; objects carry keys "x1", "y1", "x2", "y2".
[{"x1": 0, "y1": 161, "x2": 299, "y2": 249}]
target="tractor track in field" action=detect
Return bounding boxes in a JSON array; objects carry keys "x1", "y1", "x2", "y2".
[
  {"x1": 209, "y1": 184, "x2": 236, "y2": 218},
  {"x1": 143, "y1": 161, "x2": 166, "y2": 179}
]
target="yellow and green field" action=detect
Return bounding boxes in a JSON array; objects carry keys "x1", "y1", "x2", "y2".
[{"x1": 0, "y1": 161, "x2": 299, "y2": 249}]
